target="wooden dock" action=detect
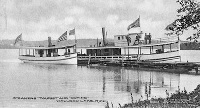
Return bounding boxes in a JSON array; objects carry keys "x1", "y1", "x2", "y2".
[{"x1": 78, "y1": 56, "x2": 200, "y2": 74}]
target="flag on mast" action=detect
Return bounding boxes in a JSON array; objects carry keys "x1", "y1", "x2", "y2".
[
  {"x1": 127, "y1": 17, "x2": 140, "y2": 31},
  {"x1": 165, "y1": 22, "x2": 176, "y2": 31},
  {"x1": 165, "y1": 20, "x2": 181, "y2": 31},
  {"x1": 69, "y1": 28, "x2": 77, "y2": 43},
  {"x1": 69, "y1": 28, "x2": 75, "y2": 35},
  {"x1": 14, "y1": 33, "x2": 22, "y2": 45},
  {"x1": 57, "y1": 31, "x2": 68, "y2": 42}
]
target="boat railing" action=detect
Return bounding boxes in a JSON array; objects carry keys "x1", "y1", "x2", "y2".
[
  {"x1": 21, "y1": 55, "x2": 35, "y2": 57},
  {"x1": 78, "y1": 55, "x2": 139, "y2": 60},
  {"x1": 78, "y1": 49, "x2": 179, "y2": 60},
  {"x1": 153, "y1": 35, "x2": 179, "y2": 43},
  {"x1": 142, "y1": 49, "x2": 179, "y2": 55},
  {"x1": 20, "y1": 52, "x2": 77, "y2": 58}
]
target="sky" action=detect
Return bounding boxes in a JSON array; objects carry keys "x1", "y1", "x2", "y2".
[{"x1": 0, "y1": 0, "x2": 192, "y2": 41}]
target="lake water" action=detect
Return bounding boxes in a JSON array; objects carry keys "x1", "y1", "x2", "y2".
[{"x1": 0, "y1": 49, "x2": 200, "y2": 108}]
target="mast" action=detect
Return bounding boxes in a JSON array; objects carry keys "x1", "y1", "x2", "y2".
[
  {"x1": 75, "y1": 33, "x2": 77, "y2": 53},
  {"x1": 74, "y1": 28, "x2": 77, "y2": 53},
  {"x1": 97, "y1": 38, "x2": 99, "y2": 47},
  {"x1": 139, "y1": 15, "x2": 141, "y2": 34}
]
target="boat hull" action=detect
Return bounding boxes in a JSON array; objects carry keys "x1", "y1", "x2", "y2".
[
  {"x1": 139, "y1": 51, "x2": 180, "y2": 62},
  {"x1": 78, "y1": 51, "x2": 180, "y2": 63},
  {"x1": 19, "y1": 53, "x2": 77, "y2": 65}
]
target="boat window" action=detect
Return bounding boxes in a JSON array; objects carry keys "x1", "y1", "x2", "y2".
[
  {"x1": 118, "y1": 37, "x2": 120, "y2": 40},
  {"x1": 104, "y1": 49, "x2": 109, "y2": 52},
  {"x1": 122, "y1": 36, "x2": 124, "y2": 40},
  {"x1": 39, "y1": 49, "x2": 44, "y2": 57}
]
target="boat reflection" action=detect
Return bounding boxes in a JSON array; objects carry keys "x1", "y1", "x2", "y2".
[{"x1": 89, "y1": 66, "x2": 180, "y2": 103}]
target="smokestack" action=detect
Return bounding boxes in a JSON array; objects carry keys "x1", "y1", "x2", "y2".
[
  {"x1": 48, "y1": 37, "x2": 52, "y2": 47},
  {"x1": 102, "y1": 27, "x2": 106, "y2": 46}
]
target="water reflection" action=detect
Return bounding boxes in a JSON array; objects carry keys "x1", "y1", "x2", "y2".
[
  {"x1": 0, "y1": 61, "x2": 191, "y2": 107},
  {"x1": 103, "y1": 69, "x2": 106, "y2": 94},
  {"x1": 20, "y1": 63, "x2": 77, "y2": 71},
  {"x1": 89, "y1": 66, "x2": 181, "y2": 103}
]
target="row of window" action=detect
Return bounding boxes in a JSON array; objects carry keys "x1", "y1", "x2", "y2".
[{"x1": 117, "y1": 36, "x2": 131, "y2": 40}]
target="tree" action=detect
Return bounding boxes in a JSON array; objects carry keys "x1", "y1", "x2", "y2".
[{"x1": 167, "y1": 0, "x2": 200, "y2": 38}]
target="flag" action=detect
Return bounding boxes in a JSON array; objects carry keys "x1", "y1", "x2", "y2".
[
  {"x1": 14, "y1": 33, "x2": 22, "y2": 45},
  {"x1": 186, "y1": 36, "x2": 192, "y2": 41},
  {"x1": 165, "y1": 21, "x2": 176, "y2": 31},
  {"x1": 127, "y1": 17, "x2": 140, "y2": 30},
  {"x1": 57, "y1": 31, "x2": 68, "y2": 42},
  {"x1": 69, "y1": 28, "x2": 75, "y2": 35}
]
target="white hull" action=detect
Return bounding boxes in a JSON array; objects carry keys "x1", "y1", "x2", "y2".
[
  {"x1": 19, "y1": 53, "x2": 77, "y2": 65},
  {"x1": 139, "y1": 51, "x2": 180, "y2": 62},
  {"x1": 79, "y1": 51, "x2": 180, "y2": 63}
]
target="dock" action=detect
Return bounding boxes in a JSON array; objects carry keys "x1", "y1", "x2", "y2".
[
  {"x1": 78, "y1": 55, "x2": 200, "y2": 74},
  {"x1": 77, "y1": 28, "x2": 200, "y2": 74}
]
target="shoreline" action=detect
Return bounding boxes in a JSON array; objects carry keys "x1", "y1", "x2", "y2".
[{"x1": 110, "y1": 84, "x2": 200, "y2": 108}]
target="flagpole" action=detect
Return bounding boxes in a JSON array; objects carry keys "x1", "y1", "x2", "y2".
[
  {"x1": 139, "y1": 15, "x2": 142, "y2": 45},
  {"x1": 20, "y1": 33, "x2": 23, "y2": 46},
  {"x1": 127, "y1": 33, "x2": 130, "y2": 60},
  {"x1": 74, "y1": 28, "x2": 77, "y2": 53},
  {"x1": 128, "y1": 38, "x2": 129, "y2": 60},
  {"x1": 139, "y1": 15, "x2": 142, "y2": 34}
]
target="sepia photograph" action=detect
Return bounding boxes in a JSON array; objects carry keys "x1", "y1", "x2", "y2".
[{"x1": 0, "y1": 0, "x2": 200, "y2": 107}]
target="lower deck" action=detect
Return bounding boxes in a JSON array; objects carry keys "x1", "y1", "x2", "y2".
[
  {"x1": 78, "y1": 50, "x2": 181, "y2": 63},
  {"x1": 18, "y1": 45, "x2": 77, "y2": 64}
]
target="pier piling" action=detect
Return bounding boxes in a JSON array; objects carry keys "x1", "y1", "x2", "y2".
[
  {"x1": 195, "y1": 67, "x2": 198, "y2": 74},
  {"x1": 87, "y1": 54, "x2": 91, "y2": 65}
]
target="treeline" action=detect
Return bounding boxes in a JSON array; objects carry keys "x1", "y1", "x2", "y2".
[{"x1": 0, "y1": 39, "x2": 113, "y2": 49}]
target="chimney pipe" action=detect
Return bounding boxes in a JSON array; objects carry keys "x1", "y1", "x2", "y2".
[
  {"x1": 48, "y1": 37, "x2": 52, "y2": 47},
  {"x1": 102, "y1": 27, "x2": 106, "y2": 46}
]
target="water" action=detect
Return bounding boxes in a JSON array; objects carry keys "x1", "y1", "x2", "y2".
[{"x1": 0, "y1": 49, "x2": 199, "y2": 108}]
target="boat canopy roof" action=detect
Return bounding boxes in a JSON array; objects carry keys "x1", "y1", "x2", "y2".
[
  {"x1": 128, "y1": 41, "x2": 179, "y2": 48},
  {"x1": 19, "y1": 45, "x2": 75, "y2": 50},
  {"x1": 85, "y1": 41, "x2": 178, "y2": 49}
]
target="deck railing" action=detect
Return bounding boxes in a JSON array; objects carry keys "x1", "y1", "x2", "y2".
[
  {"x1": 78, "y1": 50, "x2": 180, "y2": 61},
  {"x1": 78, "y1": 55, "x2": 139, "y2": 60}
]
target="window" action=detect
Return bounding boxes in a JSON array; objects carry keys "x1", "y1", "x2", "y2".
[
  {"x1": 122, "y1": 36, "x2": 124, "y2": 40},
  {"x1": 118, "y1": 37, "x2": 120, "y2": 40}
]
